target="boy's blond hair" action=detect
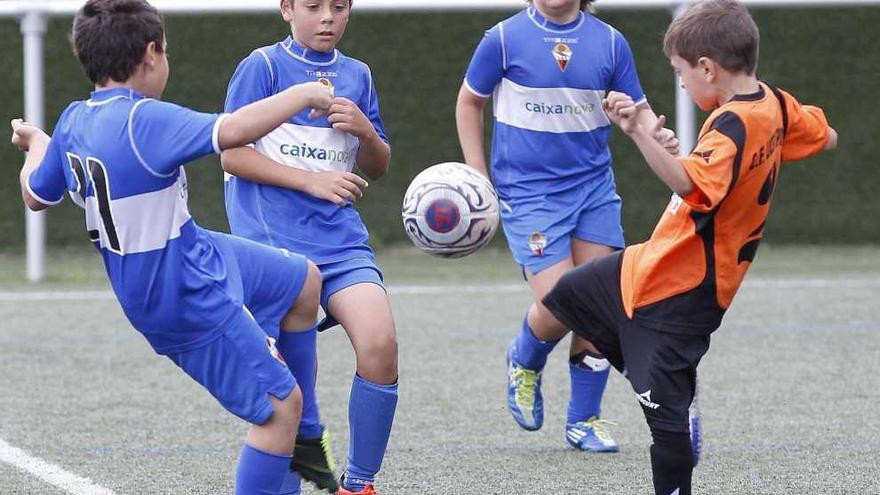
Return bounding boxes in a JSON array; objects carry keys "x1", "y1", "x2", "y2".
[{"x1": 663, "y1": 0, "x2": 759, "y2": 75}]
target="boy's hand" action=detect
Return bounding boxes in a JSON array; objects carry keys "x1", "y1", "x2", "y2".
[
  {"x1": 653, "y1": 115, "x2": 680, "y2": 155},
  {"x1": 302, "y1": 81, "x2": 334, "y2": 119},
  {"x1": 306, "y1": 170, "x2": 369, "y2": 206},
  {"x1": 603, "y1": 92, "x2": 640, "y2": 134},
  {"x1": 10, "y1": 119, "x2": 49, "y2": 152},
  {"x1": 327, "y1": 97, "x2": 373, "y2": 139}
]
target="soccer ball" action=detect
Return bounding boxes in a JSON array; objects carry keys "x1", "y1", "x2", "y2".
[{"x1": 401, "y1": 162, "x2": 500, "y2": 258}]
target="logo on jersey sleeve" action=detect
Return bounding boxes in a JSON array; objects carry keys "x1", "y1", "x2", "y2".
[
  {"x1": 552, "y1": 43, "x2": 572, "y2": 72},
  {"x1": 528, "y1": 232, "x2": 548, "y2": 256}
]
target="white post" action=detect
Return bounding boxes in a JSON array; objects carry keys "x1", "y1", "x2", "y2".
[
  {"x1": 673, "y1": 2, "x2": 696, "y2": 157},
  {"x1": 22, "y1": 10, "x2": 48, "y2": 283}
]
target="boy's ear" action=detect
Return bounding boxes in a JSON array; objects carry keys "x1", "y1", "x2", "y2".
[
  {"x1": 143, "y1": 41, "x2": 158, "y2": 68},
  {"x1": 280, "y1": 0, "x2": 293, "y2": 22},
  {"x1": 697, "y1": 56, "x2": 717, "y2": 83}
]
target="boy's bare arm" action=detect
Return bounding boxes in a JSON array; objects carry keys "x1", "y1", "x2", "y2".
[
  {"x1": 221, "y1": 147, "x2": 367, "y2": 206},
  {"x1": 326, "y1": 97, "x2": 390, "y2": 181},
  {"x1": 456, "y1": 84, "x2": 490, "y2": 178},
  {"x1": 604, "y1": 92, "x2": 694, "y2": 197},
  {"x1": 11, "y1": 119, "x2": 52, "y2": 211},
  {"x1": 218, "y1": 81, "x2": 333, "y2": 151}
]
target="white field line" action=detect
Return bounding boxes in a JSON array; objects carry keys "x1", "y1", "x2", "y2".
[
  {"x1": 0, "y1": 438, "x2": 118, "y2": 495},
  {"x1": 0, "y1": 277, "x2": 877, "y2": 302}
]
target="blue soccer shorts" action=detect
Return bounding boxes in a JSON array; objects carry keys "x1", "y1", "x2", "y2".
[
  {"x1": 499, "y1": 169, "x2": 624, "y2": 275},
  {"x1": 317, "y1": 256, "x2": 385, "y2": 331},
  {"x1": 167, "y1": 231, "x2": 311, "y2": 425}
]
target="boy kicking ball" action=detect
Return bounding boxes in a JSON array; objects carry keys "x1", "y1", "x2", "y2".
[{"x1": 533, "y1": 1, "x2": 837, "y2": 493}]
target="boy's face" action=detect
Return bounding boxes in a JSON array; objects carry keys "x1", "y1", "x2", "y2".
[
  {"x1": 533, "y1": 0, "x2": 582, "y2": 14},
  {"x1": 282, "y1": 0, "x2": 350, "y2": 53},
  {"x1": 670, "y1": 54, "x2": 717, "y2": 111}
]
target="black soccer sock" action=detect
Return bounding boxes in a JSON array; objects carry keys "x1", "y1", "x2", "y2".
[{"x1": 649, "y1": 429, "x2": 693, "y2": 495}]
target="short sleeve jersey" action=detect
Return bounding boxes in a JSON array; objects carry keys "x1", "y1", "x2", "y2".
[
  {"x1": 26, "y1": 87, "x2": 243, "y2": 355},
  {"x1": 224, "y1": 37, "x2": 388, "y2": 264},
  {"x1": 619, "y1": 83, "x2": 830, "y2": 334},
  {"x1": 464, "y1": 7, "x2": 646, "y2": 200}
]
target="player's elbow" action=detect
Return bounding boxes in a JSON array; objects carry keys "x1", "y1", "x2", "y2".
[
  {"x1": 824, "y1": 127, "x2": 838, "y2": 151},
  {"x1": 216, "y1": 117, "x2": 250, "y2": 151},
  {"x1": 22, "y1": 190, "x2": 48, "y2": 212},
  {"x1": 672, "y1": 176, "x2": 695, "y2": 199}
]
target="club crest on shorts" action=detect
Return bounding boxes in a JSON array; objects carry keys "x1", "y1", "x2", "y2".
[
  {"x1": 552, "y1": 43, "x2": 572, "y2": 72},
  {"x1": 266, "y1": 337, "x2": 287, "y2": 366},
  {"x1": 528, "y1": 232, "x2": 548, "y2": 256}
]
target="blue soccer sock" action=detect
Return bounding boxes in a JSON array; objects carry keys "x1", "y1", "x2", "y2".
[
  {"x1": 567, "y1": 351, "x2": 611, "y2": 424},
  {"x1": 344, "y1": 374, "x2": 398, "y2": 492},
  {"x1": 278, "y1": 471, "x2": 301, "y2": 495},
  {"x1": 235, "y1": 444, "x2": 292, "y2": 495},
  {"x1": 277, "y1": 326, "x2": 323, "y2": 439},
  {"x1": 514, "y1": 316, "x2": 561, "y2": 370}
]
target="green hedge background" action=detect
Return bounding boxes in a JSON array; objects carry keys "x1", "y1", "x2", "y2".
[{"x1": 1, "y1": 6, "x2": 877, "y2": 251}]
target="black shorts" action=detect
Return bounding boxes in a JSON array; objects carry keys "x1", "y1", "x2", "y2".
[{"x1": 543, "y1": 251, "x2": 710, "y2": 433}]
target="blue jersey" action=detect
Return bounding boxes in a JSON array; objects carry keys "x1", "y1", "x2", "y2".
[
  {"x1": 224, "y1": 37, "x2": 388, "y2": 264},
  {"x1": 464, "y1": 7, "x2": 646, "y2": 200},
  {"x1": 26, "y1": 87, "x2": 241, "y2": 355}
]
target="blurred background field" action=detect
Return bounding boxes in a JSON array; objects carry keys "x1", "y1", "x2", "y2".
[{"x1": 1, "y1": 6, "x2": 879, "y2": 251}]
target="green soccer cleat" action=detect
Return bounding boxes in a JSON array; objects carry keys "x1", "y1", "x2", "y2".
[{"x1": 292, "y1": 429, "x2": 339, "y2": 493}]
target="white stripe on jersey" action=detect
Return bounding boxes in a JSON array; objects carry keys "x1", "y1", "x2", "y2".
[
  {"x1": 493, "y1": 78, "x2": 610, "y2": 134},
  {"x1": 255, "y1": 123, "x2": 359, "y2": 173},
  {"x1": 87, "y1": 172, "x2": 191, "y2": 254}
]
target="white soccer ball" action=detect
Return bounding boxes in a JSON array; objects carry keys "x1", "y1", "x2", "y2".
[{"x1": 401, "y1": 162, "x2": 500, "y2": 258}]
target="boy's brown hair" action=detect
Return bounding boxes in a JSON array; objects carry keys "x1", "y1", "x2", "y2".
[
  {"x1": 663, "y1": 0, "x2": 759, "y2": 75},
  {"x1": 72, "y1": 0, "x2": 165, "y2": 85}
]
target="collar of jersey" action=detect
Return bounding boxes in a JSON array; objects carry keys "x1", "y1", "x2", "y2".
[
  {"x1": 527, "y1": 6, "x2": 585, "y2": 33},
  {"x1": 281, "y1": 36, "x2": 338, "y2": 66},
  {"x1": 88, "y1": 87, "x2": 143, "y2": 104},
  {"x1": 730, "y1": 85, "x2": 766, "y2": 102}
]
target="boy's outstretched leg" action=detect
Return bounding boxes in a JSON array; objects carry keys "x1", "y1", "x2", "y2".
[
  {"x1": 329, "y1": 283, "x2": 398, "y2": 495},
  {"x1": 275, "y1": 261, "x2": 338, "y2": 493}
]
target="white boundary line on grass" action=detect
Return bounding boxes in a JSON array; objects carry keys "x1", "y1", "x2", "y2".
[
  {"x1": 0, "y1": 438, "x2": 118, "y2": 495},
  {"x1": 0, "y1": 277, "x2": 878, "y2": 302}
]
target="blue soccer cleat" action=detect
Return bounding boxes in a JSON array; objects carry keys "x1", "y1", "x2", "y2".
[
  {"x1": 506, "y1": 343, "x2": 544, "y2": 431},
  {"x1": 565, "y1": 417, "x2": 620, "y2": 452},
  {"x1": 689, "y1": 378, "x2": 702, "y2": 467}
]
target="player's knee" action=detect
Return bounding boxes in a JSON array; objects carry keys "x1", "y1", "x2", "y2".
[
  {"x1": 271, "y1": 386, "x2": 303, "y2": 431},
  {"x1": 287, "y1": 261, "x2": 322, "y2": 322},
  {"x1": 356, "y1": 328, "x2": 398, "y2": 380},
  {"x1": 301, "y1": 261, "x2": 323, "y2": 308},
  {"x1": 649, "y1": 427, "x2": 692, "y2": 472}
]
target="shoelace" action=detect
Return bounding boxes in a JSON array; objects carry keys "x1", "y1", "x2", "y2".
[
  {"x1": 509, "y1": 367, "x2": 540, "y2": 407},
  {"x1": 576, "y1": 417, "x2": 618, "y2": 442}
]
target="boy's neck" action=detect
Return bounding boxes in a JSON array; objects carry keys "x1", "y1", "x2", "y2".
[
  {"x1": 716, "y1": 72, "x2": 760, "y2": 106},
  {"x1": 96, "y1": 76, "x2": 148, "y2": 96},
  {"x1": 290, "y1": 33, "x2": 335, "y2": 55}
]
